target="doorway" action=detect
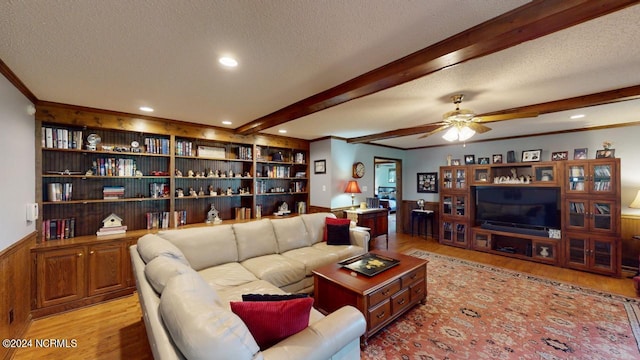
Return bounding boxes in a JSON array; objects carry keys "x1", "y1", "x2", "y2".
[{"x1": 374, "y1": 157, "x2": 402, "y2": 233}]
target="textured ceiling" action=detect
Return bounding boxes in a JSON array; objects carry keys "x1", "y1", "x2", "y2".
[{"x1": 1, "y1": 1, "x2": 639, "y2": 148}]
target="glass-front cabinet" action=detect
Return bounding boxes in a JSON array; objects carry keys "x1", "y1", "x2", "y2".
[
  {"x1": 440, "y1": 166, "x2": 467, "y2": 191},
  {"x1": 565, "y1": 199, "x2": 617, "y2": 234},
  {"x1": 566, "y1": 159, "x2": 616, "y2": 195},
  {"x1": 441, "y1": 221, "x2": 467, "y2": 248},
  {"x1": 471, "y1": 166, "x2": 491, "y2": 184},
  {"x1": 565, "y1": 233, "x2": 617, "y2": 275},
  {"x1": 441, "y1": 195, "x2": 467, "y2": 218}
]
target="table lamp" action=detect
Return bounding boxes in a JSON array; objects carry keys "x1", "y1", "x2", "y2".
[
  {"x1": 344, "y1": 180, "x2": 362, "y2": 210},
  {"x1": 630, "y1": 190, "x2": 640, "y2": 209}
]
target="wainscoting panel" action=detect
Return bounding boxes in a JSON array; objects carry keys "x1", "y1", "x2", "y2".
[
  {"x1": 621, "y1": 215, "x2": 640, "y2": 272},
  {"x1": 0, "y1": 231, "x2": 36, "y2": 360}
]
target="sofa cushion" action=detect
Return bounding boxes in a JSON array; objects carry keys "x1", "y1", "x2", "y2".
[
  {"x1": 312, "y1": 242, "x2": 364, "y2": 260},
  {"x1": 230, "y1": 297, "x2": 314, "y2": 350},
  {"x1": 281, "y1": 247, "x2": 338, "y2": 276},
  {"x1": 144, "y1": 255, "x2": 196, "y2": 294},
  {"x1": 241, "y1": 254, "x2": 306, "y2": 288},
  {"x1": 158, "y1": 225, "x2": 238, "y2": 271},
  {"x1": 271, "y1": 216, "x2": 311, "y2": 252},
  {"x1": 326, "y1": 223, "x2": 351, "y2": 245},
  {"x1": 137, "y1": 234, "x2": 190, "y2": 266},
  {"x1": 301, "y1": 212, "x2": 337, "y2": 244},
  {"x1": 198, "y1": 262, "x2": 259, "y2": 292},
  {"x1": 234, "y1": 219, "x2": 278, "y2": 261},
  {"x1": 160, "y1": 272, "x2": 259, "y2": 360},
  {"x1": 323, "y1": 217, "x2": 351, "y2": 242}
]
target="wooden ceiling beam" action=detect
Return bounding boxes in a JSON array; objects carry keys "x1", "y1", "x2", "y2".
[
  {"x1": 346, "y1": 85, "x2": 640, "y2": 143},
  {"x1": 236, "y1": 0, "x2": 637, "y2": 135}
]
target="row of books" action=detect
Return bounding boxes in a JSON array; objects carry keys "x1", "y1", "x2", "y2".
[
  {"x1": 103, "y1": 186, "x2": 125, "y2": 200},
  {"x1": 237, "y1": 146, "x2": 252, "y2": 160},
  {"x1": 42, "y1": 218, "x2": 76, "y2": 241},
  {"x1": 95, "y1": 158, "x2": 137, "y2": 177},
  {"x1": 235, "y1": 207, "x2": 251, "y2": 220},
  {"x1": 146, "y1": 210, "x2": 187, "y2": 229},
  {"x1": 175, "y1": 140, "x2": 194, "y2": 156},
  {"x1": 42, "y1": 127, "x2": 84, "y2": 149},
  {"x1": 259, "y1": 165, "x2": 291, "y2": 178},
  {"x1": 145, "y1": 137, "x2": 170, "y2": 155},
  {"x1": 47, "y1": 183, "x2": 72, "y2": 202}
]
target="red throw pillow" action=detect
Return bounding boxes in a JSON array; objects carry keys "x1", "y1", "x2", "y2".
[
  {"x1": 230, "y1": 297, "x2": 314, "y2": 350},
  {"x1": 323, "y1": 217, "x2": 351, "y2": 242}
]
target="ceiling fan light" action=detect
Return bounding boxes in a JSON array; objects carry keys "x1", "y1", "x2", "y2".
[
  {"x1": 442, "y1": 127, "x2": 459, "y2": 141},
  {"x1": 443, "y1": 108, "x2": 475, "y2": 121},
  {"x1": 458, "y1": 126, "x2": 476, "y2": 141}
]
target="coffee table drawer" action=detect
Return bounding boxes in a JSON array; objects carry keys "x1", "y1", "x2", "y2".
[
  {"x1": 368, "y1": 299, "x2": 391, "y2": 329},
  {"x1": 391, "y1": 287, "x2": 410, "y2": 315},
  {"x1": 368, "y1": 279, "x2": 401, "y2": 306},
  {"x1": 410, "y1": 278, "x2": 426, "y2": 302},
  {"x1": 401, "y1": 267, "x2": 425, "y2": 287}
]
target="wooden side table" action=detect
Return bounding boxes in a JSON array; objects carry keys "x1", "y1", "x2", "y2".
[{"x1": 345, "y1": 208, "x2": 389, "y2": 249}]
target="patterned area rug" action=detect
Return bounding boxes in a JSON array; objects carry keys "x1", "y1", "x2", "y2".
[{"x1": 361, "y1": 249, "x2": 640, "y2": 360}]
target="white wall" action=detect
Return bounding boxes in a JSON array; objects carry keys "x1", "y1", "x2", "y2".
[
  {"x1": 310, "y1": 138, "x2": 405, "y2": 209},
  {"x1": 404, "y1": 125, "x2": 640, "y2": 215},
  {"x1": 0, "y1": 75, "x2": 35, "y2": 251}
]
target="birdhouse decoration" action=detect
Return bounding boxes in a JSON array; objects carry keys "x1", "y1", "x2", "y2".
[{"x1": 96, "y1": 213, "x2": 127, "y2": 236}]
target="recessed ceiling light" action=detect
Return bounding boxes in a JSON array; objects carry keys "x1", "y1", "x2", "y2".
[
  {"x1": 570, "y1": 114, "x2": 585, "y2": 119},
  {"x1": 278, "y1": 129, "x2": 287, "y2": 134},
  {"x1": 222, "y1": 120, "x2": 232, "y2": 125},
  {"x1": 139, "y1": 106, "x2": 154, "y2": 112},
  {"x1": 219, "y1": 57, "x2": 238, "y2": 67}
]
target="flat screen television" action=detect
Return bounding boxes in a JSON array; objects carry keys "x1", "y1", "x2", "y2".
[{"x1": 475, "y1": 187, "x2": 561, "y2": 230}]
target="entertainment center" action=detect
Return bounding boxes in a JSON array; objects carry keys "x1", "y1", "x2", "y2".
[{"x1": 439, "y1": 158, "x2": 621, "y2": 276}]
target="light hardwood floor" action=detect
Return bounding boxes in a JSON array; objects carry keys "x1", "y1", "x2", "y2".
[{"x1": 13, "y1": 222, "x2": 638, "y2": 359}]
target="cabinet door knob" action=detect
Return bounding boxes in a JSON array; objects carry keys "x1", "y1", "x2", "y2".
[
  {"x1": 77, "y1": 253, "x2": 83, "y2": 257},
  {"x1": 90, "y1": 251, "x2": 95, "y2": 255}
]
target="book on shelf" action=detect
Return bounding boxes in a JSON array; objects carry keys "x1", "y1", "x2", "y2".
[
  {"x1": 96, "y1": 228, "x2": 127, "y2": 236},
  {"x1": 146, "y1": 211, "x2": 171, "y2": 229},
  {"x1": 103, "y1": 186, "x2": 125, "y2": 199},
  {"x1": 235, "y1": 207, "x2": 251, "y2": 220},
  {"x1": 42, "y1": 127, "x2": 83, "y2": 150},
  {"x1": 47, "y1": 183, "x2": 73, "y2": 202},
  {"x1": 42, "y1": 218, "x2": 76, "y2": 241}
]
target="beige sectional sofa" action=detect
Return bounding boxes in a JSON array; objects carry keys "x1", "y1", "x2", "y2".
[{"x1": 130, "y1": 212, "x2": 370, "y2": 360}]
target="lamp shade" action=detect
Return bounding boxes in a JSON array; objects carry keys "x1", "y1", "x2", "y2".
[
  {"x1": 344, "y1": 180, "x2": 361, "y2": 194},
  {"x1": 630, "y1": 190, "x2": 640, "y2": 208}
]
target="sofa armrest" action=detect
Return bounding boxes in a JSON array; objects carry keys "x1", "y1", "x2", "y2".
[
  {"x1": 261, "y1": 306, "x2": 365, "y2": 360},
  {"x1": 349, "y1": 227, "x2": 370, "y2": 252}
]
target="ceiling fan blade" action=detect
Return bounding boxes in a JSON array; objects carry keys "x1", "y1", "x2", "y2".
[
  {"x1": 474, "y1": 112, "x2": 539, "y2": 123},
  {"x1": 417, "y1": 124, "x2": 451, "y2": 139},
  {"x1": 466, "y1": 122, "x2": 492, "y2": 134}
]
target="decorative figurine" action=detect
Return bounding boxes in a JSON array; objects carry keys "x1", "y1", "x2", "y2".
[
  {"x1": 228, "y1": 169, "x2": 234, "y2": 178},
  {"x1": 175, "y1": 169, "x2": 182, "y2": 177},
  {"x1": 189, "y1": 187, "x2": 197, "y2": 198},
  {"x1": 208, "y1": 185, "x2": 215, "y2": 196},
  {"x1": 206, "y1": 204, "x2": 222, "y2": 224},
  {"x1": 275, "y1": 201, "x2": 291, "y2": 216},
  {"x1": 208, "y1": 169, "x2": 214, "y2": 177},
  {"x1": 198, "y1": 187, "x2": 204, "y2": 196},
  {"x1": 188, "y1": 170, "x2": 194, "y2": 177},
  {"x1": 176, "y1": 188, "x2": 184, "y2": 197},
  {"x1": 226, "y1": 187, "x2": 233, "y2": 196}
]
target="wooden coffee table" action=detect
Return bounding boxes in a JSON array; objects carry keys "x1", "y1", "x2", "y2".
[{"x1": 312, "y1": 250, "x2": 428, "y2": 345}]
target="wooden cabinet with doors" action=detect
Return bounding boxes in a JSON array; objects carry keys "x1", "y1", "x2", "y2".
[
  {"x1": 31, "y1": 235, "x2": 139, "y2": 318},
  {"x1": 439, "y1": 166, "x2": 470, "y2": 248},
  {"x1": 563, "y1": 158, "x2": 621, "y2": 276}
]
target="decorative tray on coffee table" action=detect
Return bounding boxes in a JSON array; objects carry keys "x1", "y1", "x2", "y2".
[{"x1": 339, "y1": 253, "x2": 400, "y2": 277}]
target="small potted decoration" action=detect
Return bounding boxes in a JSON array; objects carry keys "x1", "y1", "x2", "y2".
[{"x1": 596, "y1": 141, "x2": 615, "y2": 158}]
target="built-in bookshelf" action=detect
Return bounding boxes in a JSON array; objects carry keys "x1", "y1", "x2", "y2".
[{"x1": 36, "y1": 105, "x2": 310, "y2": 242}]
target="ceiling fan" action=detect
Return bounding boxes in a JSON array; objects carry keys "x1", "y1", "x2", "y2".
[{"x1": 419, "y1": 94, "x2": 539, "y2": 141}]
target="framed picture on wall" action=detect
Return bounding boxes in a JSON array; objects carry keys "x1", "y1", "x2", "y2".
[
  {"x1": 388, "y1": 169, "x2": 396, "y2": 183},
  {"x1": 417, "y1": 172, "x2": 438, "y2": 193},
  {"x1": 314, "y1": 159, "x2": 326, "y2": 174}
]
